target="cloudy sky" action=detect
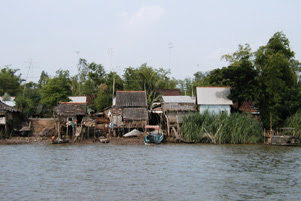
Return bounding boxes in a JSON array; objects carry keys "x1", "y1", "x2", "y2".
[{"x1": 1, "y1": 0, "x2": 300, "y2": 82}]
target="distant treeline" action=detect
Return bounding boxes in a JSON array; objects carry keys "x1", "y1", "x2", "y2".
[{"x1": 1, "y1": 31, "x2": 301, "y2": 129}]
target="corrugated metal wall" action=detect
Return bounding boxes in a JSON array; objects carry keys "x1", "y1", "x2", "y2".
[{"x1": 199, "y1": 105, "x2": 230, "y2": 115}]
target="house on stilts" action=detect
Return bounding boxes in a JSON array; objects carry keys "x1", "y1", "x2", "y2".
[
  {"x1": 110, "y1": 91, "x2": 148, "y2": 136},
  {"x1": 152, "y1": 95, "x2": 196, "y2": 140},
  {"x1": 0, "y1": 101, "x2": 29, "y2": 138},
  {"x1": 55, "y1": 100, "x2": 88, "y2": 141}
]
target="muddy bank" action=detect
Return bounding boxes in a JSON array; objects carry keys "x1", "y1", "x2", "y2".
[
  {"x1": 0, "y1": 137, "x2": 51, "y2": 145},
  {"x1": 0, "y1": 136, "x2": 179, "y2": 145},
  {"x1": 0, "y1": 136, "x2": 146, "y2": 145}
]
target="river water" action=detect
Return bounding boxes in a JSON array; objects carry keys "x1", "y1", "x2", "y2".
[{"x1": 1, "y1": 143, "x2": 301, "y2": 201}]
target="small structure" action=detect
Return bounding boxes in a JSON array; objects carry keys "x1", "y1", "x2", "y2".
[
  {"x1": 0, "y1": 101, "x2": 28, "y2": 138},
  {"x1": 152, "y1": 96, "x2": 196, "y2": 139},
  {"x1": 0, "y1": 96, "x2": 16, "y2": 107},
  {"x1": 233, "y1": 101, "x2": 260, "y2": 118},
  {"x1": 110, "y1": 91, "x2": 148, "y2": 136},
  {"x1": 68, "y1": 96, "x2": 87, "y2": 103},
  {"x1": 196, "y1": 87, "x2": 233, "y2": 114},
  {"x1": 55, "y1": 102, "x2": 87, "y2": 140}
]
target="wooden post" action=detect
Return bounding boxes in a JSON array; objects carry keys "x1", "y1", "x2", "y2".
[
  {"x1": 94, "y1": 126, "x2": 96, "y2": 139},
  {"x1": 66, "y1": 124, "x2": 69, "y2": 139},
  {"x1": 58, "y1": 121, "x2": 61, "y2": 138}
]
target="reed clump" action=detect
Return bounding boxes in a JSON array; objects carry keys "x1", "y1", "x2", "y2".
[
  {"x1": 285, "y1": 109, "x2": 301, "y2": 136},
  {"x1": 181, "y1": 111, "x2": 262, "y2": 144}
]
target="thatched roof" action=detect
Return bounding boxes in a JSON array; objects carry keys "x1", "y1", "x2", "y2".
[
  {"x1": 55, "y1": 102, "x2": 87, "y2": 116},
  {"x1": 116, "y1": 91, "x2": 147, "y2": 108},
  {"x1": 0, "y1": 101, "x2": 20, "y2": 113},
  {"x1": 123, "y1": 108, "x2": 148, "y2": 121}
]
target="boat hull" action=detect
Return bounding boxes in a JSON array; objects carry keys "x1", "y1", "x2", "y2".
[
  {"x1": 271, "y1": 136, "x2": 300, "y2": 146},
  {"x1": 52, "y1": 140, "x2": 69, "y2": 144},
  {"x1": 144, "y1": 132, "x2": 164, "y2": 145}
]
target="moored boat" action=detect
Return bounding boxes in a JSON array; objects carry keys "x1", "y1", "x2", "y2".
[
  {"x1": 52, "y1": 137, "x2": 69, "y2": 144},
  {"x1": 264, "y1": 128, "x2": 300, "y2": 146},
  {"x1": 144, "y1": 125, "x2": 164, "y2": 145}
]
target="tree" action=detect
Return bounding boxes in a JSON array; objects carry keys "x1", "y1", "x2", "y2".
[
  {"x1": 193, "y1": 71, "x2": 210, "y2": 87},
  {"x1": 207, "y1": 44, "x2": 259, "y2": 109},
  {"x1": 77, "y1": 58, "x2": 89, "y2": 95},
  {"x1": 255, "y1": 32, "x2": 301, "y2": 128},
  {"x1": 92, "y1": 71, "x2": 124, "y2": 111},
  {"x1": 123, "y1": 63, "x2": 177, "y2": 104},
  {"x1": 15, "y1": 82, "x2": 41, "y2": 117},
  {"x1": 40, "y1": 70, "x2": 72, "y2": 110},
  {"x1": 38, "y1": 71, "x2": 49, "y2": 89},
  {"x1": 0, "y1": 66, "x2": 23, "y2": 96},
  {"x1": 94, "y1": 84, "x2": 112, "y2": 111},
  {"x1": 81, "y1": 62, "x2": 106, "y2": 96},
  {"x1": 178, "y1": 78, "x2": 193, "y2": 96}
]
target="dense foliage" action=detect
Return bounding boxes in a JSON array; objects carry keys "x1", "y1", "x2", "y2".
[
  {"x1": 181, "y1": 112, "x2": 263, "y2": 144},
  {"x1": 0, "y1": 67, "x2": 23, "y2": 96},
  {"x1": 255, "y1": 32, "x2": 301, "y2": 128}
]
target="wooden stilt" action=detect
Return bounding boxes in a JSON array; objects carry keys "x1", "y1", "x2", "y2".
[
  {"x1": 94, "y1": 126, "x2": 96, "y2": 139},
  {"x1": 66, "y1": 125, "x2": 69, "y2": 139}
]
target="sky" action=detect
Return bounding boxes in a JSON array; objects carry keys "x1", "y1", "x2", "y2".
[{"x1": 1, "y1": 0, "x2": 301, "y2": 82}]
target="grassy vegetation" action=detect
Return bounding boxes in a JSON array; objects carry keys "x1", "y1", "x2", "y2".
[
  {"x1": 285, "y1": 109, "x2": 301, "y2": 136},
  {"x1": 181, "y1": 111, "x2": 263, "y2": 144}
]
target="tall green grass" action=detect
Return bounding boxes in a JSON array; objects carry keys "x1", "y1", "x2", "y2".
[
  {"x1": 181, "y1": 111, "x2": 263, "y2": 144},
  {"x1": 285, "y1": 109, "x2": 301, "y2": 136}
]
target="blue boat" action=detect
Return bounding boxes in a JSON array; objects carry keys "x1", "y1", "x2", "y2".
[{"x1": 144, "y1": 125, "x2": 164, "y2": 145}]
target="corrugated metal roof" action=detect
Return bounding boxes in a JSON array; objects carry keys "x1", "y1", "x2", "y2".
[
  {"x1": 162, "y1": 96, "x2": 195, "y2": 103},
  {"x1": 196, "y1": 87, "x2": 233, "y2": 105},
  {"x1": 0, "y1": 101, "x2": 19, "y2": 112},
  {"x1": 68, "y1": 96, "x2": 87, "y2": 103},
  {"x1": 0, "y1": 97, "x2": 16, "y2": 107}
]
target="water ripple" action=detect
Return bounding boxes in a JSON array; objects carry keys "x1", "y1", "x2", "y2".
[{"x1": 1, "y1": 144, "x2": 301, "y2": 200}]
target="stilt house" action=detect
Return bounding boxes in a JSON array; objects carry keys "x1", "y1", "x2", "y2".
[
  {"x1": 155, "y1": 96, "x2": 196, "y2": 139},
  {"x1": 0, "y1": 101, "x2": 27, "y2": 138},
  {"x1": 110, "y1": 91, "x2": 148, "y2": 136},
  {"x1": 55, "y1": 102, "x2": 87, "y2": 139}
]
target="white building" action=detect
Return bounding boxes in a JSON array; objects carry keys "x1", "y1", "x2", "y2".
[
  {"x1": 68, "y1": 96, "x2": 87, "y2": 103},
  {"x1": 196, "y1": 87, "x2": 233, "y2": 114}
]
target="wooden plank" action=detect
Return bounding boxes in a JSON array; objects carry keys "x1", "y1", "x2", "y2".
[{"x1": 172, "y1": 126, "x2": 180, "y2": 140}]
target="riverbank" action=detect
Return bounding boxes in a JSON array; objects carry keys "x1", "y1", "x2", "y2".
[
  {"x1": 0, "y1": 136, "x2": 149, "y2": 145},
  {"x1": 0, "y1": 137, "x2": 51, "y2": 145}
]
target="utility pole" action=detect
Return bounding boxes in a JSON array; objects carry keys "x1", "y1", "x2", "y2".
[
  {"x1": 23, "y1": 59, "x2": 33, "y2": 97},
  {"x1": 168, "y1": 42, "x2": 173, "y2": 69},
  {"x1": 112, "y1": 72, "x2": 115, "y2": 106},
  {"x1": 75, "y1": 51, "x2": 81, "y2": 95}
]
